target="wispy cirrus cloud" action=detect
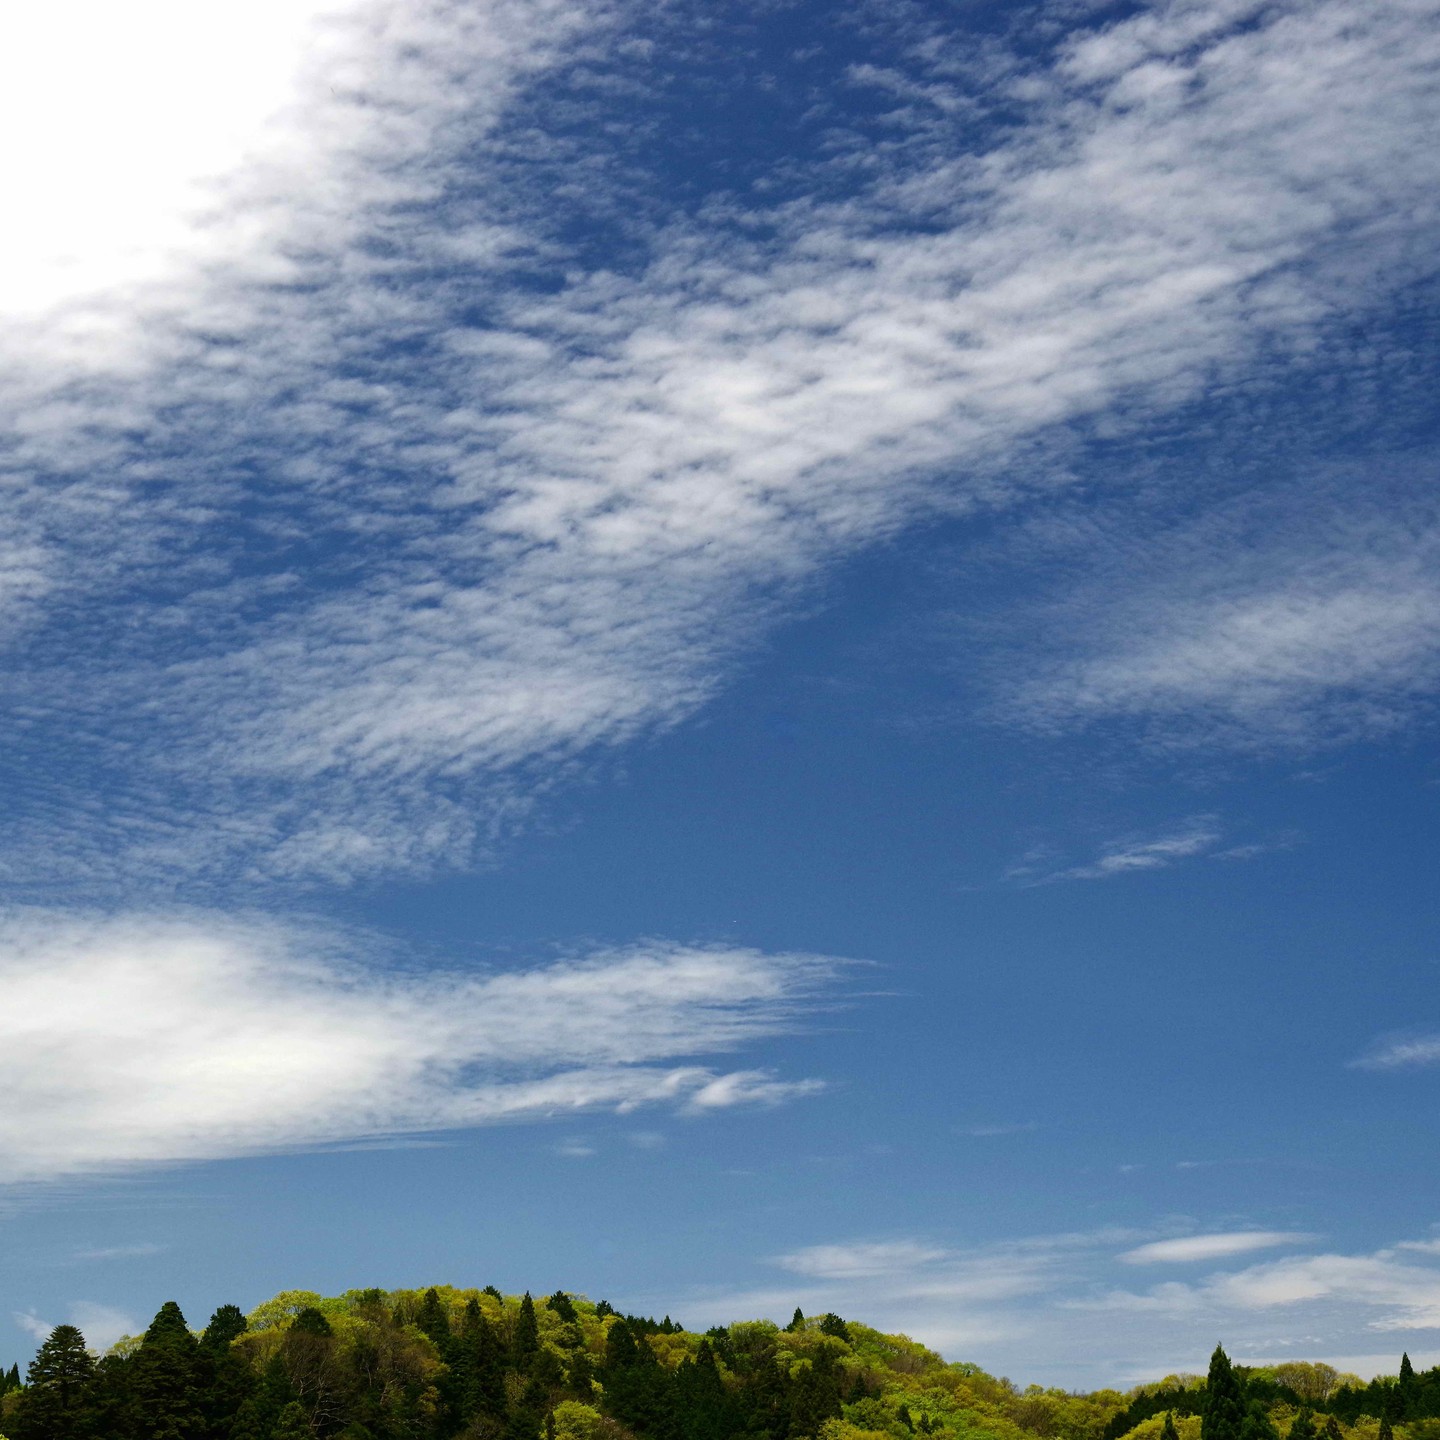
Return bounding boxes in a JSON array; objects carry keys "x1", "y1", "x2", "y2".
[
  {"x1": 1350, "y1": 1032, "x2": 1440, "y2": 1071},
  {"x1": 1, "y1": 0, "x2": 1437, "y2": 890},
  {"x1": 0, "y1": 910, "x2": 837, "y2": 1185},
  {"x1": 1007, "y1": 818, "x2": 1224, "y2": 884}
]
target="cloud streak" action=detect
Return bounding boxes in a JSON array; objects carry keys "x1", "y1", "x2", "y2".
[
  {"x1": 1120, "y1": 1232, "x2": 1313, "y2": 1265},
  {"x1": 0, "y1": 910, "x2": 836, "y2": 1185}
]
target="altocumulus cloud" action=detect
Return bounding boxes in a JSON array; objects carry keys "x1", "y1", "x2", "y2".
[
  {"x1": 0, "y1": 910, "x2": 834, "y2": 1185},
  {"x1": 0, "y1": 0, "x2": 1437, "y2": 888}
]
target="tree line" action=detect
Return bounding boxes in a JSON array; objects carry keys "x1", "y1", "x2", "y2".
[{"x1": 1, "y1": 1286, "x2": 1434, "y2": 1440}]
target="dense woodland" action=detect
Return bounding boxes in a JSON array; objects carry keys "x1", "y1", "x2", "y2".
[{"x1": 2, "y1": 1286, "x2": 1438, "y2": 1440}]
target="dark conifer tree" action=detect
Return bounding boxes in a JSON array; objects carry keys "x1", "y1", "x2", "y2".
[
  {"x1": 677, "y1": 1339, "x2": 730, "y2": 1440},
  {"x1": 786, "y1": 1309, "x2": 805, "y2": 1334},
  {"x1": 818, "y1": 1315, "x2": 851, "y2": 1343},
  {"x1": 1162, "y1": 1413, "x2": 1181, "y2": 1440},
  {"x1": 1400, "y1": 1356, "x2": 1418, "y2": 1419},
  {"x1": 1322, "y1": 1419, "x2": 1344, "y2": 1440},
  {"x1": 515, "y1": 1293, "x2": 541, "y2": 1368},
  {"x1": 129, "y1": 1301, "x2": 207, "y2": 1440},
  {"x1": 197, "y1": 1303, "x2": 254, "y2": 1440},
  {"x1": 1239, "y1": 1401, "x2": 1279, "y2": 1440},
  {"x1": 1289, "y1": 1410, "x2": 1318, "y2": 1440},
  {"x1": 548, "y1": 1292, "x2": 579, "y2": 1325},
  {"x1": 568, "y1": 1346, "x2": 595, "y2": 1397},
  {"x1": 1204, "y1": 1347, "x2": 1247, "y2": 1440},
  {"x1": 465, "y1": 1304, "x2": 508, "y2": 1420},
  {"x1": 14, "y1": 1323, "x2": 96, "y2": 1440},
  {"x1": 417, "y1": 1288, "x2": 452, "y2": 1347},
  {"x1": 1378, "y1": 1416, "x2": 1394, "y2": 1440}
]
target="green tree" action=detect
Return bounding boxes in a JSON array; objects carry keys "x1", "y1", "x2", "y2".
[
  {"x1": 14, "y1": 1324, "x2": 96, "y2": 1440},
  {"x1": 417, "y1": 1288, "x2": 451, "y2": 1347},
  {"x1": 1164, "y1": 1413, "x2": 1181, "y2": 1440},
  {"x1": 786, "y1": 1310, "x2": 805, "y2": 1334},
  {"x1": 1240, "y1": 1401, "x2": 1280, "y2": 1440},
  {"x1": 1400, "y1": 1358, "x2": 1418, "y2": 1420},
  {"x1": 1290, "y1": 1410, "x2": 1319, "y2": 1440},
  {"x1": 515, "y1": 1293, "x2": 541, "y2": 1368},
  {"x1": 1204, "y1": 1347, "x2": 1247, "y2": 1440},
  {"x1": 130, "y1": 1301, "x2": 206, "y2": 1440}
]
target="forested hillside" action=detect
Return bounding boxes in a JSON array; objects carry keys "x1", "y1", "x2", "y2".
[{"x1": 2, "y1": 1285, "x2": 1436, "y2": 1440}]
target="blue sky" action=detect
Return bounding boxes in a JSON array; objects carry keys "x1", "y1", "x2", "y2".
[{"x1": 2, "y1": 0, "x2": 1440, "y2": 1391}]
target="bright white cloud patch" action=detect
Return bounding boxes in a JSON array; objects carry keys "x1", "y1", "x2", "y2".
[
  {"x1": 0, "y1": 911, "x2": 834, "y2": 1184},
  {"x1": 1120, "y1": 1232, "x2": 1312, "y2": 1265},
  {"x1": 0, "y1": 1, "x2": 342, "y2": 317},
  {"x1": 12, "y1": 1302, "x2": 140, "y2": 1353}
]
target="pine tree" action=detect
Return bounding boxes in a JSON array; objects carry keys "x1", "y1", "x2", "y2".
[
  {"x1": 417, "y1": 1287, "x2": 452, "y2": 1347},
  {"x1": 1204, "y1": 1346, "x2": 1248, "y2": 1440},
  {"x1": 1163, "y1": 1412, "x2": 1181, "y2": 1440},
  {"x1": 1289, "y1": 1409, "x2": 1319, "y2": 1440},
  {"x1": 199, "y1": 1303, "x2": 254, "y2": 1438},
  {"x1": 1322, "y1": 1418, "x2": 1345, "y2": 1440},
  {"x1": 130, "y1": 1300, "x2": 206, "y2": 1440},
  {"x1": 14, "y1": 1324, "x2": 96, "y2": 1440},
  {"x1": 515, "y1": 1292, "x2": 541, "y2": 1367},
  {"x1": 786, "y1": 1308, "x2": 805, "y2": 1333},
  {"x1": 1379, "y1": 1416, "x2": 1394, "y2": 1440},
  {"x1": 548, "y1": 1292, "x2": 579, "y2": 1324},
  {"x1": 1399, "y1": 1356, "x2": 1418, "y2": 1420}
]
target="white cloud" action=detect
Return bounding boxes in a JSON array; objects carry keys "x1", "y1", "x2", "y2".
[
  {"x1": 0, "y1": 0, "x2": 1435, "y2": 885},
  {"x1": 1351, "y1": 1033, "x2": 1440, "y2": 1071},
  {"x1": 68, "y1": 1303, "x2": 142, "y2": 1353},
  {"x1": 11, "y1": 1301, "x2": 138, "y2": 1353},
  {"x1": 1010, "y1": 819, "x2": 1224, "y2": 884},
  {"x1": 14, "y1": 1310, "x2": 54, "y2": 1343},
  {"x1": 70, "y1": 1243, "x2": 167, "y2": 1263},
  {"x1": 777, "y1": 1241, "x2": 954, "y2": 1280},
  {"x1": 681, "y1": 1228, "x2": 1440, "y2": 1389},
  {"x1": 998, "y1": 459, "x2": 1440, "y2": 746},
  {"x1": 0, "y1": 909, "x2": 836, "y2": 1184},
  {"x1": 1120, "y1": 1232, "x2": 1313, "y2": 1265}
]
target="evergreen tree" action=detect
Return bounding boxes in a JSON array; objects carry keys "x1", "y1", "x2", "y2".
[
  {"x1": 1322, "y1": 1419, "x2": 1344, "y2": 1440},
  {"x1": 818, "y1": 1314, "x2": 851, "y2": 1343},
  {"x1": 468, "y1": 1305, "x2": 509, "y2": 1419},
  {"x1": 1399, "y1": 1356, "x2": 1418, "y2": 1419},
  {"x1": 1290, "y1": 1410, "x2": 1318, "y2": 1440},
  {"x1": 14, "y1": 1324, "x2": 96, "y2": 1440},
  {"x1": 417, "y1": 1288, "x2": 452, "y2": 1347},
  {"x1": 1163, "y1": 1413, "x2": 1181, "y2": 1440},
  {"x1": 548, "y1": 1293, "x2": 579, "y2": 1325},
  {"x1": 786, "y1": 1309, "x2": 805, "y2": 1334},
  {"x1": 1378, "y1": 1416, "x2": 1393, "y2": 1440},
  {"x1": 1240, "y1": 1401, "x2": 1279, "y2": 1440},
  {"x1": 1204, "y1": 1347, "x2": 1248, "y2": 1440},
  {"x1": 515, "y1": 1292, "x2": 541, "y2": 1367},
  {"x1": 197, "y1": 1302, "x2": 254, "y2": 1438},
  {"x1": 130, "y1": 1300, "x2": 207, "y2": 1440}
]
